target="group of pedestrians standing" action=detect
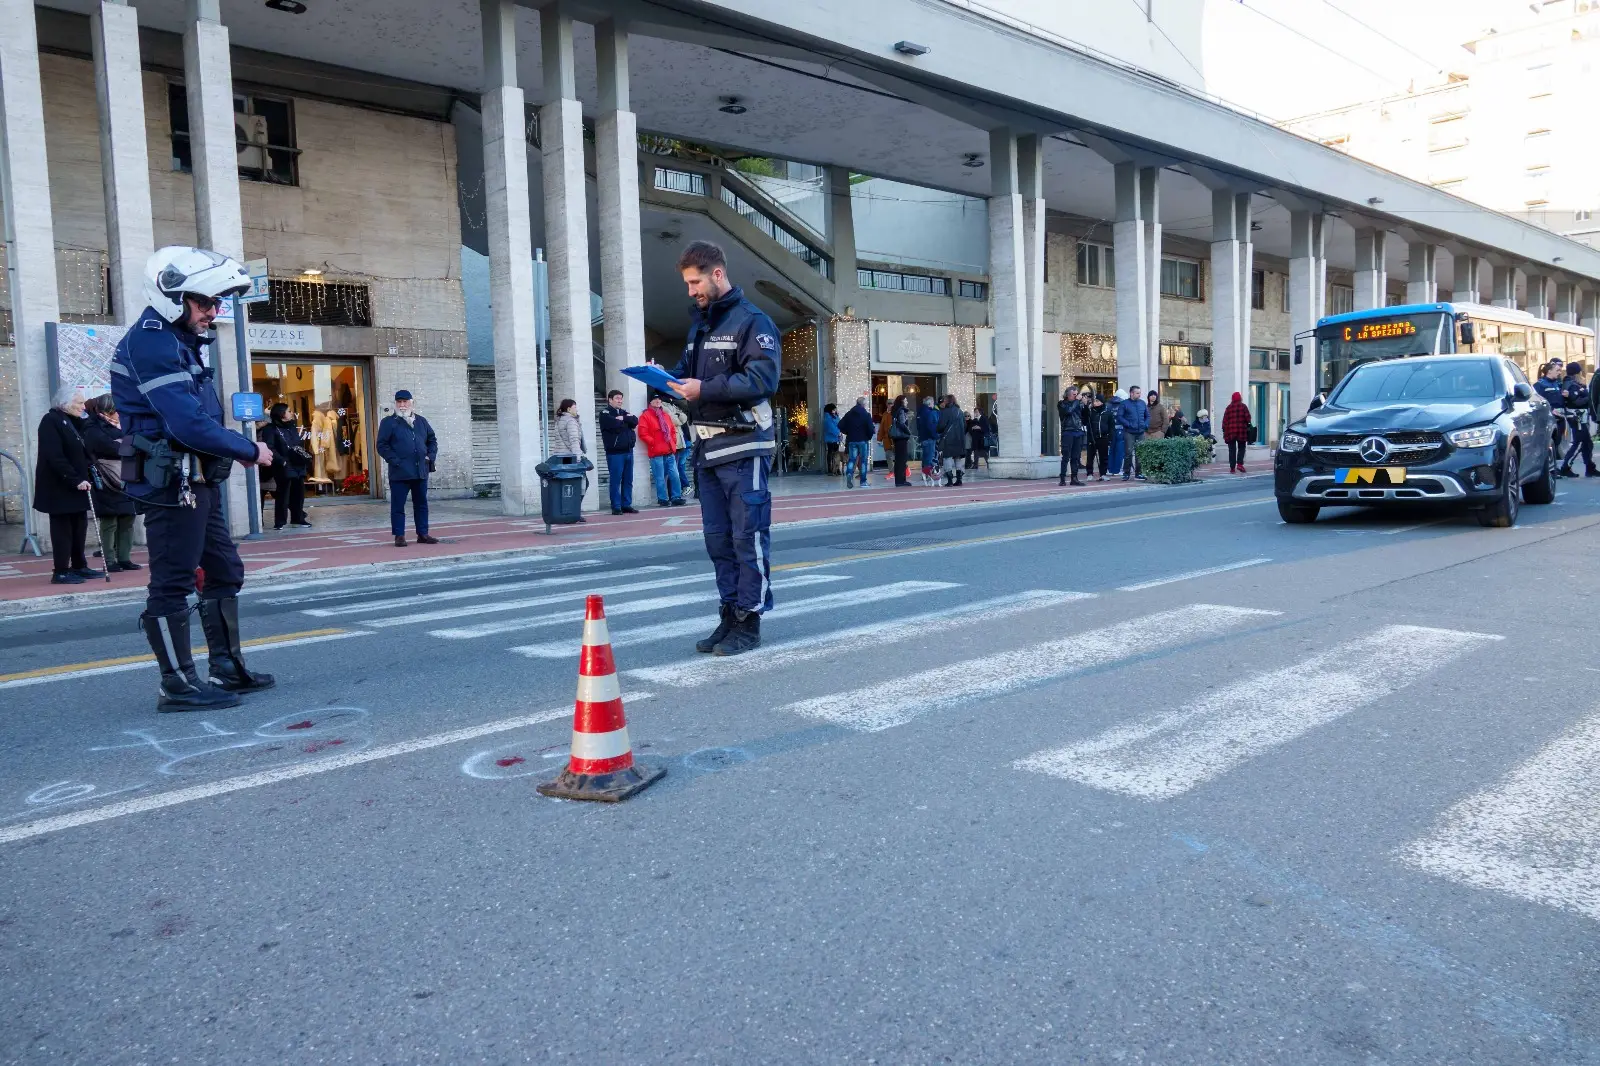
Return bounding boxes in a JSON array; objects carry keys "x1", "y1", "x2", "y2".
[
  {"x1": 32, "y1": 386, "x2": 137, "y2": 583},
  {"x1": 1055, "y1": 385, "x2": 1250, "y2": 485}
]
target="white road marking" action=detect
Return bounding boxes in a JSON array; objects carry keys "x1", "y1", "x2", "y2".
[
  {"x1": 0, "y1": 694, "x2": 654, "y2": 846},
  {"x1": 1399, "y1": 710, "x2": 1600, "y2": 921},
  {"x1": 362, "y1": 571, "x2": 722, "y2": 628},
  {"x1": 0, "y1": 631, "x2": 368, "y2": 690},
  {"x1": 786, "y1": 604, "x2": 1278, "y2": 732},
  {"x1": 628, "y1": 589, "x2": 1092, "y2": 688},
  {"x1": 258, "y1": 557, "x2": 589, "y2": 604},
  {"x1": 429, "y1": 573, "x2": 847, "y2": 639},
  {"x1": 302, "y1": 562, "x2": 661, "y2": 616},
  {"x1": 511, "y1": 581, "x2": 960, "y2": 660},
  {"x1": 1116, "y1": 558, "x2": 1271, "y2": 592},
  {"x1": 246, "y1": 557, "x2": 318, "y2": 576},
  {"x1": 1017, "y1": 624, "x2": 1501, "y2": 799}
]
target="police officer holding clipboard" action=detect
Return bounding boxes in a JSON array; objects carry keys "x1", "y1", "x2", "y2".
[
  {"x1": 112, "y1": 246, "x2": 277, "y2": 712},
  {"x1": 648, "y1": 241, "x2": 780, "y2": 656}
]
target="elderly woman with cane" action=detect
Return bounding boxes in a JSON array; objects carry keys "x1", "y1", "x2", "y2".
[
  {"x1": 33, "y1": 385, "x2": 105, "y2": 585},
  {"x1": 82, "y1": 393, "x2": 139, "y2": 572}
]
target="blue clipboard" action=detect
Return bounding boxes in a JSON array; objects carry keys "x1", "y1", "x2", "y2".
[{"x1": 620, "y1": 364, "x2": 684, "y2": 391}]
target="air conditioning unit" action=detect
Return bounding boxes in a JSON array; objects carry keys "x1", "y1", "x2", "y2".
[{"x1": 235, "y1": 113, "x2": 269, "y2": 171}]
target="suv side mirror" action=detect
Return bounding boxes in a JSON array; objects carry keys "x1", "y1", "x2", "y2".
[{"x1": 1513, "y1": 382, "x2": 1533, "y2": 402}]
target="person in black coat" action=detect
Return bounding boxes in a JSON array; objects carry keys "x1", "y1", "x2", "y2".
[
  {"x1": 33, "y1": 386, "x2": 104, "y2": 584},
  {"x1": 81, "y1": 394, "x2": 139, "y2": 572},
  {"x1": 1058, "y1": 386, "x2": 1087, "y2": 486},
  {"x1": 258, "y1": 403, "x2": 312, "y2": 530},
  {"x1": 1084, "y1": 393, "x2": 1114, "y2": 482},
  {"x1": 375, "y1": 390, "x2": 440, "y2": 546}
]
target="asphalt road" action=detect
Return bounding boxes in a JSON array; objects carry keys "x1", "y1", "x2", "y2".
[{"x1": 5, "y1": 474, "x2": 1600, "y2": 1065}]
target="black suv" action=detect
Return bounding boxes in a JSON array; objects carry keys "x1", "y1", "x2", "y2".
[{"x1": 1275, "y1": 355, "x2": 1555, "y2": 528}]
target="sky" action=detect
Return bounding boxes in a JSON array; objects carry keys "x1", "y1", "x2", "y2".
[{"x1": 1199, "y1": 0, "x2": 1515, "y2": 121}]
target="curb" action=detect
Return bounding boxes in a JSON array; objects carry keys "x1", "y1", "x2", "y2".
[{"x1": 0, "y1": 471, "x2": 1271, "y2": 617}]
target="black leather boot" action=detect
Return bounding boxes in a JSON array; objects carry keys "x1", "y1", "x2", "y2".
[
  {"x1": 954, "y1": 470, "x2": 964, "y2": 486},
  {"x1": 197, "y1": 598, "x2": 276, "y2": 692},
  {"x1": 712, "y1": 610, "x2": 761, "y2": 656},
  {"x1": 141, "y1": 611, "x2": 241, "y2": 712},
  {"x1": 695, "y1": 602, "x2": 737, "y2": 654}
]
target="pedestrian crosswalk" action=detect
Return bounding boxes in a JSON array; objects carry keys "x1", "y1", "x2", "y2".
[{"x1": 282, "y1": 553, "x2": 1600, "y2": 924}]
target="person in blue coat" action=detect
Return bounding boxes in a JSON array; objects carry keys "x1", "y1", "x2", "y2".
[
  {"x1": 666, "y1": 241, "x2": 780, "y2": 656},
  {"x1": 110, "y1": 246, "x2": 276, "y2": 712},
  {"x1": 375, "y1": 390, "x2": 439, "y2": 546},
  {"x1": 1115, "y1": 384, "x2": 1150, "y2": 481},
  {"x1": 821, "y1": 403, "x2": 842, "y2": 475}
]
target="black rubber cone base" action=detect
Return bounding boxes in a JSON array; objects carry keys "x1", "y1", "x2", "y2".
[{"x1": 537, "y1": 762, "x2": 665, "y2": 802}]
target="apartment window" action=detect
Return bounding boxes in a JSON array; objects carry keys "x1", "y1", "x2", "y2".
[
  {"x1": 1159, "y1": 343, "x2": 1212, "y2": 367},
  {"x1": 1160, "y1": 257, "x2": 1202, "y2": 300},
  {"x1": 1251, "y1": 269, "x2": 1265, "y2": 311},
  {"x1": 1578, "y1": 209, "x2": 1594, "y2": 222},
  {"x1": 653, "y1": 167, "x2": 706, "y2": 195},
  {"x1": 169, "y1": 83, "x2": 298, "y2": 185},
  {"x1": 1327, "y1": 284, "x2": 1355, "y2": 316},
  {"x1": 1386, "y1": 291, "x2": 1405, "y2": 307},
  {"x1": 857, "y1": 269, "x2": 950, "y2": 296},
  {"x1": 957, "y1": 279, "x2": 988, "y2": 300},
  {"x1": 1280, "y1": 276, "x2": 1291, "y2": 313},
  {"x1": 1527, "y1": 61, "x2": 1555, "y2": 98},
  {"x1": 1076, "y1": 240, "x2": 1114, "y2": 288},
  {"x1": 251, "y1": 279, "x2": 372, "y2": 327},
  {"x1": 1427, "y1": 115, "x2": 1469, "y2": 153},
  {"x1": 1249, "y1": 348, "x2": 1290, "y2": 371}
]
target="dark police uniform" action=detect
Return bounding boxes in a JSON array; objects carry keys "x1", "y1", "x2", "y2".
[
  {"x1": 670, "y1": 286, "x2": 780, "y2": 615},
  {"x1": 111, "y1": 307, "x2": 260, "y2": 617}
]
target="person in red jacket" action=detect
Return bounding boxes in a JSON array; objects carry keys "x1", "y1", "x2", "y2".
[
  {"x1": 638, "y1": 393, "x2": 687, "y2": 506},
  {"x1": 1221, "y1": 391, "x2": 1253, "y2": 473}
]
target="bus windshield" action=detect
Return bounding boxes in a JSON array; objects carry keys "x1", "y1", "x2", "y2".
[{"x1": 1315, "y1": 311, "x2": 1450, "y2": 392}]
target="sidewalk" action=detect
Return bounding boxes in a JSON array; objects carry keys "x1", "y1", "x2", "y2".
[{"x1": 0, "y1": 447, "x2": 1273, "y2": 608}]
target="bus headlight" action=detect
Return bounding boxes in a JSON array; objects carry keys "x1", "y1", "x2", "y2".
[{"x1": 1280, "y1": 431, "x2": 1308, "y2": 452}]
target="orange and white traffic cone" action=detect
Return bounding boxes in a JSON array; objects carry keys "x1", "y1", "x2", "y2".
[{"x1": 537, "y1": 594, "x2": 665, "y2": 802}]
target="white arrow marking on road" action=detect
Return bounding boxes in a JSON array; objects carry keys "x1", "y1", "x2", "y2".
[
  {"x1": 1017, "y1": 624, "x2": 1501, "y2": 799},
  {"x1": 259, "y1": 558, "x2": 596, "y2": 606},
  {"x1": 661, "y1": 516, "x2": 694, "y2": 527},
  {"x1": 304, "y1": 564, "x2": 671, "y2": 617},
  {"x1": 1116, "y1": 557, "x2": 1270, "y2": 592},
  {"x1": 787, "y1": 604, "x2": 1278, "y2": 732},
  {"x1": 1399, "y1": 710, "x2": 1600, "y2": 921},
  {"x1": 247, "y1": 557, "x2": 317, "y2": 576},
  {"x1": 362, "y1": 570, "x2": 712, "y2": 628}
]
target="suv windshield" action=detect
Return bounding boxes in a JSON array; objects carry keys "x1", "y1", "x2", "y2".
[
  {"x1": 1330, "y1": 358, "x2": 1501, "y2": 407},
  {"x1": 1315, "y1": 311, "x2": 1450, "y2": 391}
]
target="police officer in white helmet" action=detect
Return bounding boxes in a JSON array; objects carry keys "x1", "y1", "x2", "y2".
[{"x1": 110, "y1": 246, "x2": 275, "y2": 712}]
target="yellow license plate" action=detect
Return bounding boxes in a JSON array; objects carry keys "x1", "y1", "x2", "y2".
[{"x1": 1333, "y1": 467, "x2": 1405, "y2": 485}]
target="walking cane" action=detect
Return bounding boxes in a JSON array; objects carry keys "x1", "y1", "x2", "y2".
[{"x1": 84, "y1": 463, "x2": 112, "y2": 583}]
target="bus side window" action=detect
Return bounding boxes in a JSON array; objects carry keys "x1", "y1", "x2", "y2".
[{"x1": 1476, "y1": 321, "x2": 1501, "y2": 355}]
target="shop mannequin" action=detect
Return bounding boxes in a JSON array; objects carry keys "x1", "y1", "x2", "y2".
[{"x1": 309, "y1": 406, "x2": 335, "y2": 482}]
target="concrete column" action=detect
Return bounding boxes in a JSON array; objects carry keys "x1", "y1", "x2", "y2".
[
  {"x1": 1406, "y1": 241, "x2": 1439, "y2": 304},
  {"x1": 0, "y1": 0, "x2": 62, "y2": 531},
  {"x1": 1113, "y1": 163, "x2": 1162, "y2": 393},
  {"x1": 1018, "y1": 133, "x2": 1045, "y2": 452},
  {"x1": 1209, "y1": 190, "x2": 1252, "y2": 417},
  {"x1": 824, "y1": 167, "x2": 858, "y2": 317},
  {"x1": 593, "y1": 18, "x2": 651, "y2": 504},
  {"x1": 1352, "y1": 227, "x2": 1387, "y2": 311},
  {"x1": 1555, "y1": 281, "x2": 1578, "y2": 325},
  {"x1": 1492, "y1": 264, "x2": 1517, "y2": 309},
  {"x1": 1452, "y1": 255, "x2": 1486, "y2": 304},
  {"x1": 480, "y1": 0, "x2": 544, "y2": 515},
  {"x1": 1288, "y1": 209, "x2": 1326, "y2": 419},
  {"x1": 984, "y1": 129, "x2": 1048, "y2": 478},
  {"x1": 182, "y1": 0, "x2": 250, "y2": 533},
  {"x1": 540, "y1": 4, "x2": 597, "y2": 509},
  {"x1": 1580, "y1": 289, "x2": 1600, "y2": 344},
  {"x1": 91, "y1": 0, "x2": 154, "y2": 324},
  {"x1": 1141, "y1": 168, "x2": 1162, "y2": 392},
  {"x1": 1526, "y1": 273, "x2": 1550, "y2": 319}
]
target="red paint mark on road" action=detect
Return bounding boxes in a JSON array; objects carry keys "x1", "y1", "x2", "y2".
[
  {"x1": 496, "y1": 756, "x2": 525, "y2": 768},
  {"x1": 301, "y1": 738, "x2": 347, "y2": 754},
  {"x1": 285, "y1": 720, "x2": 314, "y2": 731}
]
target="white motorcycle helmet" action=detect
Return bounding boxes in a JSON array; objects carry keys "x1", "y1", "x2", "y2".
[{"x1": 142, "y1": 245, "x2": 251, "y2": 324}]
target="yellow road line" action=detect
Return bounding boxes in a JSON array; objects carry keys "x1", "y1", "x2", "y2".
[
  {"x1": 772, "y1": 495, "x2": 1272, "y2": 571},
  {"x1": 0, "y1": 628, "x2": 348, "y2": 684}
]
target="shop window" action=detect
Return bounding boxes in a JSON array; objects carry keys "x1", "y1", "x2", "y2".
[
  {"x1": 1159, "y1": 343, "x2": 1211, "y2": 367},
  {"x1": 168, "y1": 82, "x2": 298, "y2": 185},
  {"x1": 1160, "y1": 257, "x2": 1202, "y2": 300},
  {"x1": 252, "y1": 279, "x2": 372, "y2": 327},
  {"x1": 1251, "y1": 269, "x2": 1265, "y2": 310},
  {"x1": 1076, "y1": 241, "x2": 1114, "y2": 288},
  {"x1": 251, "y1": 362, "x2": 371, "y2": 496}
]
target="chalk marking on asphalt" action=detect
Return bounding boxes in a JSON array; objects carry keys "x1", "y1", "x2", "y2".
[
  {"x1": 259, "y1": 557, "x2": 598, "y2": 605},
  {"x1": 302, "y1": 563, "x2": 670, "y2": 617},
  {"x1": 512, "y1": 581, "x2": 960, "y2": 659},
  {"x1": 429, "y1": 573, "x2": 847, "y2": 639},
  {"x1": 785, "y1": 604, "x2": 1278, "y2": 732},
  {"x1": 362, "y1": 571, "x2": 729, "y2": 628},
  {"x1": 0, "y1": 630, "x2": 364, "y2": 690},
  {"x1": 1017, "y1": 624, "x2": 1502, "y2": 799},
  {"x1": 0, "y1": 694, "x2": 653, "y2": 846},
  {"x1": 628, "y1": 589, "x2": 1092, "y2": 688},
  {"x1": 771, "y1": 496, "x2": 1272, "y2": 572},
  {"x1": 1116, "y1": 557, "x2": 1272, "y2": 592},
  {"x1": 1399, "y1": 709, "x2": 1600, "y2": 921}
]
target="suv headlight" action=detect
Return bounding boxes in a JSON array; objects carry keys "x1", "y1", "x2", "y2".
[
  {"x1": 1280, "y1": 431, "x2": 1308, "y2": 452},
  {"x1": 1447, "y1": 425, "x2": 1498, "y2": 449}
]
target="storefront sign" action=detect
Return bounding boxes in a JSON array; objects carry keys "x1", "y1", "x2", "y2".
[
  {"x1": 870, "y1": 322, "x2": 950, "y2": 372},
  {"x1": 248, "y1": 324, "x2": 323, "y2": 353}
]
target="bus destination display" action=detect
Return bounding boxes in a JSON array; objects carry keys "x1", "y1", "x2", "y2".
[{"x1": 1343, "y1": 320, "x2": 1419, "y2": 342}]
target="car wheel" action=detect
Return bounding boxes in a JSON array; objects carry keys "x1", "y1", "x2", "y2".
[
  {"x1": 1523, "y1": 446, "x2": 1557, "y2": 505},
  {"x1": 1476, "y1": 445, "x2": 1521, "y2": 527},
  {"x1": 1278, "y1": 499, "x2": 1320, "y2": 524}
]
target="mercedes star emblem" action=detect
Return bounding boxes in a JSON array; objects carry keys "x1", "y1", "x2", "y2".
[{"x1": 1358, "y1": 436, "x2": 1389, "y2": 463}]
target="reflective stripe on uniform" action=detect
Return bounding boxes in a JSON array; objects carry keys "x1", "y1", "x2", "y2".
[
  {"x1": 109, "y1": 362, "x2": 131, "y2": 377},
  {"x1": 702, "y1": 340, "x2": 739, "y2": 350},
  {"x1": 137, "y1": 371, "x2": 193, "y2": 394},
  {"x1": 705, "y1": 439, "x2": 775, "y2": 460}
]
